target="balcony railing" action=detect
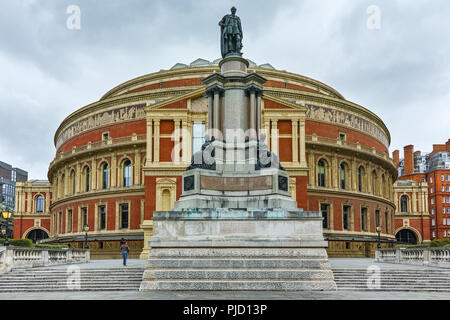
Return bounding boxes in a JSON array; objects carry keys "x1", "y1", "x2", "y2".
[
  {"x1": 0, "y1": 246, "x2": 90, "y2": 274},
  {"x1": 376, "y1": 247, "x2": 450, "y2": 268},
  {"x1": 50, "y1": 134, "x2": 146, "y2": 168},
  {"x1": 305, "y1": 134, "x2": 394, "y2": 166}
]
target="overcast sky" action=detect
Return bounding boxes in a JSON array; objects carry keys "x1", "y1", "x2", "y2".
[{"x1": 0, "y1": 0, "x2": 449, "y2": 179}]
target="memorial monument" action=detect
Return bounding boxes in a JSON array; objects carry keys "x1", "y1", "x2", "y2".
[{"x1": 140, "y1": 7, "x2": 337, "y2": 291}]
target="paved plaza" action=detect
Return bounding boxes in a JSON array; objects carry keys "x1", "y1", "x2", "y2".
[{"x1": 0, "y1": 258, "x2": 449, "y2": 300}]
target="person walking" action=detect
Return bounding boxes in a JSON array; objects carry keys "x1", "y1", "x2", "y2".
[{"x1": 120, "y1": 238, "x2": 129, "y2": 266}]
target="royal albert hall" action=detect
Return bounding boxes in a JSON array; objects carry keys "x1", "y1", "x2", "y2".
[{"x1": 14, "y1": 58, "x2": 398, "y2": 258}]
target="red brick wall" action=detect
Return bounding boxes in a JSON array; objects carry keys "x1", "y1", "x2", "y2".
[
  {"x1": 58, "y1": 120, "x2": 146, "y2": 153},
  {"x1": 306, "y1": 120, "x2": 388, "y2": 154}
]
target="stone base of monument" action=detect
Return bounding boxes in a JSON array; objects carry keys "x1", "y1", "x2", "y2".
[{"x1": 140, "y1": 209, "x2": 337, "y2": 291}]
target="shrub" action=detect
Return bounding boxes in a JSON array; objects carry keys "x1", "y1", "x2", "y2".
[
  {"x1": 35, "y1": 244, "x2": 68, "y2": 249},
  {"x1": 0, "y1": 239, "x2": 34, "y2": 247}
]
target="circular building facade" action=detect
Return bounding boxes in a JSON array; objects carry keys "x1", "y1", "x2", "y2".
[{"x1": 46, "y1": 58, "x2": 397, "y2": 258}]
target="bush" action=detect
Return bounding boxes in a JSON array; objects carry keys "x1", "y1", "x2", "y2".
[{"x1": 0, "y1": 239, "x2": 34, "y2": 247}]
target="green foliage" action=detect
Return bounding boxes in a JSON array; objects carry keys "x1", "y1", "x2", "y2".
[{"x1": 0, "y1": 238, "x2": 34, "y2": 247}]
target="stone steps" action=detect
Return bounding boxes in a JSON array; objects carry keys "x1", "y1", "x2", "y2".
[
  {"x1": 146, "y1": 258, "x2": 330, "y2": 268},
  {"x1": 332, "y1": 268, "x2": 450, "y2": 292},
  {"x1": 0, "y1": 267, "x2": 145, "y2": 292}
]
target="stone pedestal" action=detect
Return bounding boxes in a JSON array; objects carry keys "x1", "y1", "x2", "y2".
[{"x1": 140, "y1": 209, "x2": 336, "y2": 291}]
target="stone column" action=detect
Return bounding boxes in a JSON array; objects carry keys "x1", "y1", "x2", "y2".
[
  {"x1": 146, "y1": 120, "x2": 153, "y2": 165},
  {"x1": 291, "y1": 120, "x2": 298, "y2": 163},
  {"x1": 299, "y1": 118, "x2": 307, "y2": 167},
  {"x1": 256, "y1": 92, "x2": 262, "y2": 137},
  {"x1": 332, "y1": 153, "x2": 338, "y2": 189},
  {"x1": 351, "y1": 156, "x2": 357, "y2": 191},
  {"x1": 308, "y1": 152, "x2": 315, "y2": 186},
  {"x1": 135, "y1": 149, "x2": 141, "y2": 185},
  {"x1": 174, "y1": 119, "x2": 181, "y2": 164},
  {"x1": 249, "y1": 89, "x2": 256, "y2": 139},
  {"x1": 111, "y1": 152, "x2": 117, "y2": 187},
  {"x1": 213, "y1": 90, "x2": 220, "y2": 134},
  {"x1": 264, "y1": 120, "x2": 271, "y2": 148},
  {"x1": 182, "y1": 119, "x2": 191, "y2": 163},
  {"x1": 271, "y1": 120, "x2": 278, "y2": 155},
  {"x1": 412, "y1": 190, "x2": 417, "y2": 212},
  {"x1": 154, "y1": 120, "x2": 160, "y2": 163},
  {"x1": 208, "y1": 93, "x2": 214, "y2": 130},
  {"x1": 92, "y1": 157, "x2": 97, "y2": 190}
]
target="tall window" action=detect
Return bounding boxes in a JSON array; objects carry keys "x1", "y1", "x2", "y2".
[
  {"x1": 375, "y1": 210, "x2": 380, "y2": 227},
  {"x1": 68, "y1": 209, "x2": 72, "y2": 233},
  {"x1": 102, "y1": 163, "x2": 109, "y2": 189},
  {"x1": 318, "y1": 160, "x2": 326, "y2": 187},
  {"x1": 84, "y1": 166, "x2": 90, "y2": 192},
  {"x1": 36, "y1": 195, "x2": 44, "y2": 213},
  {"x1": 384, "y1": 212, "x2": 388, "y2": 233},
  {"x1": 192, "y1": 123, "x2": 205, "y2": 153},
  {"x1": 59, "y1": 212, "x2": 62, "y2": 234},
  {"x1": 371, "y1": 171, "x2": 377, "y2": 195},
  {"x1": 400, "y1": 195, "x2": 408, "y2": 213},
  {"x1": 321, "y1": 203, "x2": 330, "y2": 229},
  {"x1": 123, "y1": 160, "x2": 132, "y2": 187},
  {"x1": 340, "y1": 163, "x2": 346, "y2": 190},
  {"x1": 120, "y1": 204, "x2": 129, "y2": 229},
  {"x1": 343, "y1": 205, "x2": 350, "y2": 230},
  {"x1": 99, "y1": 206, "x2": 106, "y2": 230},
  {"x1": 361, "y1": 207, "x2": 367, "y2": 231},
  {"x1": 71, "y1": 170, "x2": 76, "y2": 195},
  {"x1": 358, "y1": 166, "x2": 364, "y2": 192},
  {"x1": 82, "y1": 207, "x2": 88, "y2": 227}
]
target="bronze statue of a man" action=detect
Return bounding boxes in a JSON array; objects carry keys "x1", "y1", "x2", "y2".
[{"x1": 219, "y1": 7, "x2": 243, "y2": 58}]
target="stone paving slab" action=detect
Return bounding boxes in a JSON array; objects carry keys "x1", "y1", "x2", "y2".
[
  {"x1": 329, "y1": 258, "x2": 444, "y2": 270},
  {"x1": 0, "y1": 290, "x2": 449, "y2": 300}
]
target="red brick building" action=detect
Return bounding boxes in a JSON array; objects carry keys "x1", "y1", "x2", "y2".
[
  {"x1": 394, "y1": 139, "x2": 450, "y2": 243},
  {"x1": 14, "y1": 58, "x2": 397, "y2": 258}
]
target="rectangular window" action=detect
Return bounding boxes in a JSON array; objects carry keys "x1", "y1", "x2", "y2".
[
  {"x1": 82, "y1": 207, "x2": 88, "y2": 227},
  {"x1": 320, "y1": 203, "x2": 330, "y2": 229},
  {"x1": 447, "y1": 197, "x2": 450, "y2": 203},
  {"x1": 430, "y1": 177, "x2": 433, "y2": 183},
  {"x1": 447, "y1": 218, "x2": 450, "y2": 224},
  {"x1": 68, "y1": 210, "x2": 72, "y2": 233},
  {"x1": 447, "y1": 208, "x2": 450, "y2": 214},
  {"x1": 444, "y1": 231, "x2": 447, "y2": 238},
  {"x1": 361, "y1": 207, "x2": 367, "y2": 231},
  {"x1": 431, "y1": 198, "x2": 434, "y2": 204},
  {"x1": 384, "y1": 212, "x2": 388, "y2": 233},
  {"x1": 102, "y1": 132, "x2": 109, "y2": 141},
  {"x1": 442, "y1": 175, "x2": 445, "y2": 181},
  {"x1": 443, "y1": 186, "x2": 445, "y2": 192},
  {"x1": 432, "y1": 208, "x2": 435, "y2": 215},
  {"x1": 432, "y1": 219, "x2": 435, "y2": 226},
  {"x1": 432, "y1": 231, "x2": 436, "y2": 238},
  {"x1": 447, "y1": 175, "x2": 450, "y2": 181},
  {"x1": 430, "y1": 188, "x2": 433, "y2": 193},
  {"x1": 339, "y1": 132, "x2": 346, "y2": 142},
  {"x1": 345, "y1": 242, "x2": 350, "y2": 249},
  {"x1": 99, "y1": 206, "x2": 106, "y2": 230},
  {"x1": 120, "y1": 204, "x2": 129, "y2": 229},
  {"x1": 192, "y1": 123, "x2": 205, "y2": 154},
  {"x1": 343, "y1": 206, "x2": 350, "y2": 230},
  {"x1": 375, "y1": 210, "x2": 380, "y2": 227},
  {"x1": 443, "y1": 219, "x2": 446, "y2": 226}
]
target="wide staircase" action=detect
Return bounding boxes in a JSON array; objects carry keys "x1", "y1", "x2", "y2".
[
  {"x1": 0, "y1": 266, "x2": 145, "y2": 292},
  {"x1": 333, "y1": 268, "x2": 450, "y2": 292}
]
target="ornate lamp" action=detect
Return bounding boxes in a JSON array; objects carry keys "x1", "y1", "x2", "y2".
[
  {"x1": 83, "y1": 225, "x2": 89, "y2": 249},
  {"x1": 376, "y1": 225, "x2": 382, "y2": 249},
  {"x1": 1, "y1": 211, "x2": 12, "y2": 247}
]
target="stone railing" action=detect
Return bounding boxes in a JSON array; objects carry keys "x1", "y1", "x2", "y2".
[
  {"x1": 375, "y1": 247, "x2": 450, "y2": 268},
  {"x1": 0, "y1": 246, "x2": 90, "y2": 274}
]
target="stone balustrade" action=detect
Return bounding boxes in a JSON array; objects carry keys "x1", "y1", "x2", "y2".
[
  {"x1": 0, "y1": 246, "x2": 90, "y2": 274},
  {"x1": 376, "y1": 247, "x2": 450, "y2": 268}
]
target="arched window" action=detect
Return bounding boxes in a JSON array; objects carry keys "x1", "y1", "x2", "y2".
[
  {"x1": 70, "y1": 170, "x2": 76, "y2": 195},
  {"x1": 400, "y1": 195, "x2": 408, "y2": 213},
  {"x1": 358, "y1": 166, "x2": 365, "y2": 192},
  {"x1": 123, "y1": 160, "x2": 132, "y2": 187},
  {"x1": 318, "y1": 159, "x2": 326, "y2": 187},
  {"x1": 372, "y1": 170, "x2": 377, "y2": 195},
  {"x1": 84, "y1": 166, "x2": 90, "y2": 192},
  {"x1": 36, "y1": 195, "x2": 44, "y2": 213},
  {"x1": 60, "y1": 174, "x2": 65, "y2": 197},
  {"x1": 340, "y1": 163, "x2": 347, "y2": 190},
  {"x1": 102, "y1": 163, "x2": 109, "y2": 189}
]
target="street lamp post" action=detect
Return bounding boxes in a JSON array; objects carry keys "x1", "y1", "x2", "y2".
[
  {"x1": 376, "y1": 225, "x2": 382, "y2": 249},
  {"x1": 83, "y1": 225, "x2": 89, "y2": 249},
  {"x1": 1, "y1": 211, "x2": 12, "y2": 247}
]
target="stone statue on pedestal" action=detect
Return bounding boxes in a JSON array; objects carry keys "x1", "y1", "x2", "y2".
[{"x1": 219, "y1": 7, "x2": 243, "y2": 58}]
